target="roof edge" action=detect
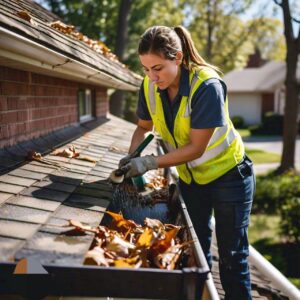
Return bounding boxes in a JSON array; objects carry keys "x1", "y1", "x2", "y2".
[{"x1": 0, "y1": 26, "x2": 140, "y2": 91}]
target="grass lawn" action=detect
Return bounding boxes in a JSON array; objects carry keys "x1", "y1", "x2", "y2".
[
  {"x1": 245, "y1": 148, "x2": 281, "y2": 164},
  {"x1": 249, "y1": 214, "x2": 300, "y2": 289},
  {"x1": 237, "y1": 128, "x2": 251, "y2": 138}
]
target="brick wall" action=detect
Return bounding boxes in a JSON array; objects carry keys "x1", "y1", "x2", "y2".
[{"x1": 0, "y1": 66, "x2": 108, "y2": 148}]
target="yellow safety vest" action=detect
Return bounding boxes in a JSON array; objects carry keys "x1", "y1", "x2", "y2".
[{"x1": 143, "y1": 66, "x2": 245, "y2": 185}]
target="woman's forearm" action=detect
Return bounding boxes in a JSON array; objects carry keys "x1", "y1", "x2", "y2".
[{"x1": 129, "y1": 126, "x2": 151, "y2": 154}]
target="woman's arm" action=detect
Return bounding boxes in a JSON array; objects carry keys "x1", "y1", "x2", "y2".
[
  {"x1": 128, "y1": 119, "x2": 153, "y2": 153},
  {"x1": 155, "y1": 128, "x2": 215, "y2": 167}
]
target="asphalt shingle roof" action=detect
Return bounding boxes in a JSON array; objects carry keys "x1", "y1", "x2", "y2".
[{"x1": 0, "y1": 115, "x2": 293, "y2": 299}]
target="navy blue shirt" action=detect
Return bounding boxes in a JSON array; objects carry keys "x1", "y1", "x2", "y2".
[{"x1": 137, "y1": 67, "x2": 227, "y2": 134}]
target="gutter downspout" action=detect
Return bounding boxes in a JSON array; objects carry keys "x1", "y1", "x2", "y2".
[
  {"x1": 210, "y1": 217, "x2": 300, "y2": 300},
  {"x1": 248, "y1": 245, "x2": 300, "y2": 300}
]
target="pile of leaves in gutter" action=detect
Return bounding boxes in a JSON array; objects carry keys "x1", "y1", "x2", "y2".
[{"x1": 68, "y1": 213, "x2": 191, "y2": 270}]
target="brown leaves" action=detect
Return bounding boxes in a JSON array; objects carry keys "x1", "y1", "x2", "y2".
[
  {"x1": 53, "y1": 145, "x2": 79, "y2": 158},
  {"x1": 68, "y1": 212, "x2": 189, "y2": 270},
  {"x1": 16, "y1": 10, "x2": 37, "y2": 26},
  {"x1": 145, "y1": 175, "x2": 168, "y2": 190},
  {"x1": 48, "y1": 20, "x2": 124, "y2": 66}
]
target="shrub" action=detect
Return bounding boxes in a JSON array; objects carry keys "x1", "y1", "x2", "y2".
[
  {"x1": 231, "y1": 115, "x2": 245, "y2": 129},
  {"x1": 279, "y1": 197, "x2": 300, "y2": 243},
  {"x1": 253, "y1": 173, "x2": 300, "y2": 243},
  {"x1": 249, "y1": 112, "x2": 284, "y2": 135}
]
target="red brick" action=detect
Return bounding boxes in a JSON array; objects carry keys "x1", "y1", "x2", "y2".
[
  {"x1": 0, "y1": 125, "x2": 9, "y2": 139},
  {"x1": 0, "y1": 66, "x2": 29, "y2": 83},
  {"x1": 17, "y1": 123, "x2": 26, "y2": 134},
  {"x1": 0, "y1": 97, "x2": 7, "y2": 111},
  {"x1": 18, "y1": 110, "x2": 28, "y2": 122},
  {"x1": 7, "y1": 97, "x2": 18, "y2": 110},
  {"x1": 17, "y1": 97, "x2": 27, "y2": 109},
  {"x1": 1, "y1": 111, "x2": 18, "y2": 124},
  {"x1": 8, "y1": 123, "x2": 18, "y2": 136},
  {"x1": 2, "y1": 82, "x2": 31, "y2": 96}
]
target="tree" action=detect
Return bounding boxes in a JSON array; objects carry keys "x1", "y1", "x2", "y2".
[
  {"x1": 109, "y1": 0, "x2": 132, "y2": 117},
  {"x1": 274, "y1": 0, "x2": 300, "y2": 172},
  {"x1": 186, "y1": 0, "x2": 285, "y2": 72}
]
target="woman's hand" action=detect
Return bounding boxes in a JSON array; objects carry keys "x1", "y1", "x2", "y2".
[{"x1": 121, "y1": 155, "x2": 158, "y2": 178}]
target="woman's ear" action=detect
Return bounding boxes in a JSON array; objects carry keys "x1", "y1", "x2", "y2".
[{"x1": 175, "y1": 51, "x2": 183, "y2": 65}]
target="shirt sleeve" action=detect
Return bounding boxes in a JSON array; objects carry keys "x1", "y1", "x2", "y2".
[
  {"x1": 136, "y1": 79, "x2": 152, "y2": 120},
  {"x1": 190, "y1": 78, "x2": 227, "y2": 129}
]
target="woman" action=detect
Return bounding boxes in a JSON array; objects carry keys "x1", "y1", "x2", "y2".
[{"x1": 120, "y1": 25, "x2": 255, "y2": 300}]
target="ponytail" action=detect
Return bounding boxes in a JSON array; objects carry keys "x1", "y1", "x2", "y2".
[{"x1": 174, "y1": 26, "x2": 221, "y2": 73}]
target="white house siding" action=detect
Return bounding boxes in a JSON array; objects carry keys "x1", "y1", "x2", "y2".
[{"x1": 228, "y1": 93, "x2": 262, "y2": 126}]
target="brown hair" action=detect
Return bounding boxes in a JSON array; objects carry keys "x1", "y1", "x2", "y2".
[{"x1": 138, "y1": 25, "x2": 220, "y2": 72}]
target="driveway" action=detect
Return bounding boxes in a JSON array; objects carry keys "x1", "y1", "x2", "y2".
[{"x1": 243, "y1": 135, "x2": 300, "y2": 173}]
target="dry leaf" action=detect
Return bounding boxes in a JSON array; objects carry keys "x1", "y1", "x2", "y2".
[
  {"x1": 68, "y1": 220, "x2": 98, "y2": 234},
  {"x1": 27, "y1": 151, "x2": 42, "y2": 160},
  {"x1": 16, "y1": 11, "x2": 37, "y2": 26},
  {"x1": 85, "y1": 247, "x2": 110, "y2": 266},
  {"x1": 54, "y1": 145, "x2": 79, "y2": 158},
  {"x1": 154, "y1": 244, "x2": 183, "y2": 270},
  {"x1": 136, "y1": 228, "x2": 153, "y2": 248},
  {"x1": 77, "y1": 156, "x2": 97, "y2": 163},
  {"x1": 106, "y1": 235, "x2": 135, "y2": 256},
  {"x1": 150, "y1": 228, "x2": 180, "y2": 257},
  {"x1": 106, "y1": 211, "x2": 139, "y2": 232},
  {"x1": 114, "y1": 256, "x2": 142, "y2": 268},
  {"x1": 144, "y1": 218, "x2": 164, "y2": 231}
]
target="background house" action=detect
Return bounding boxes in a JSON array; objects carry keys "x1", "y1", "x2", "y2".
[
  {"x1": 223, "y1": 52, "x2": 300, "y2": 126},
  {"x1": 0, "y1": 0, "x2": 141, "y2": 149}
]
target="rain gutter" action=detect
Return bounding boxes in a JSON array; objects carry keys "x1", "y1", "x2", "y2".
[{"x1": 0, "y1": 26, "x2": 139, "y2": 91}]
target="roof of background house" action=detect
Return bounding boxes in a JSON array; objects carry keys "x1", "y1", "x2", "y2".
[
  {"x1": 0, "y1": 114, "x2": 293, "y2": 300},
  {"x1": 0, "y1": 0, "x2": 142, "y2": 90},
  {"x1": 223, "y1": 60, "x2": 300, "y2": 93}
]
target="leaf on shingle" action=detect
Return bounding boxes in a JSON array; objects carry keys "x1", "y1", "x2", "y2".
[
  {"x1": 16, "y1": 10, "x2": 37, "y2": 26},
  {"x1": 68, "y1": 219, "x2": 98, "y2": 234},
  {"x1": 53, "y1": 145, "x2": 79, "y2": 158}
]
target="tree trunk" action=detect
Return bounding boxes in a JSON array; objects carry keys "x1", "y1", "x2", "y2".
[
  {"x1": 276, "y1": 0, "x2": 300, "y2": 173},
  {"x1": 280, "y1": 49, "x2": 298, "y2": 171},
  {"x1": 109, "y1": 0, "x2": 132, "y2": 117}
]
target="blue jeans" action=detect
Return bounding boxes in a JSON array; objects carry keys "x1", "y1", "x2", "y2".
[{"x1": 179, "y1": 156, "x2": 255, "y2": 300}]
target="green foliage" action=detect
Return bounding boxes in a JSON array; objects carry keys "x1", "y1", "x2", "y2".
[
  {"x1": 232, "y1": 115, "x2": 244, "y2": 128},
  {"x1": 245, "y1": 148, "x2": 280, "y2": 164},
  {"x1": 186, "y1": 0, "x2": 285, "y2": 73},
  {"x1": 280, "y1": 197, "x2": 300, "y2": 243},
  {"x1": 249, "y1": 214, "x2": 300, "y2": 279},
  {"x1": 249, "y1": 112, "x2": 284, "y2": 135},
  {"x1": 253, "y1": 172, "x2": 300, "y2": 243}
]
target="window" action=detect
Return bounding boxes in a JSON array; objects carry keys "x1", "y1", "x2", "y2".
[{"x1": 78, "y1": 89, "x2": 94, "y2": 123}]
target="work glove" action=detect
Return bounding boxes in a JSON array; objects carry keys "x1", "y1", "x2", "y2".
[
  {"x1": 121, "y1": 155, "x2": 158, "y2": 178},
  {"x1": 118, "y1": 154, "x2": 132, "y2": 168}
]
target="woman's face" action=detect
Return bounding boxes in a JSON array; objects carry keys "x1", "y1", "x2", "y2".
[{"x1": 139, "y1": 52, "x2": 182, "y2": 90}]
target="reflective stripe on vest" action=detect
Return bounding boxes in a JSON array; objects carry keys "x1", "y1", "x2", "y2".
[{"x1": 188, "y1": 128, "x2": 238, "y2": 168}]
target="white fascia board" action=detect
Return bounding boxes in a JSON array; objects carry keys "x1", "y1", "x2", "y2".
[{"x1": 0, "y1": 27, "x2": 139, "y2": 91}]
